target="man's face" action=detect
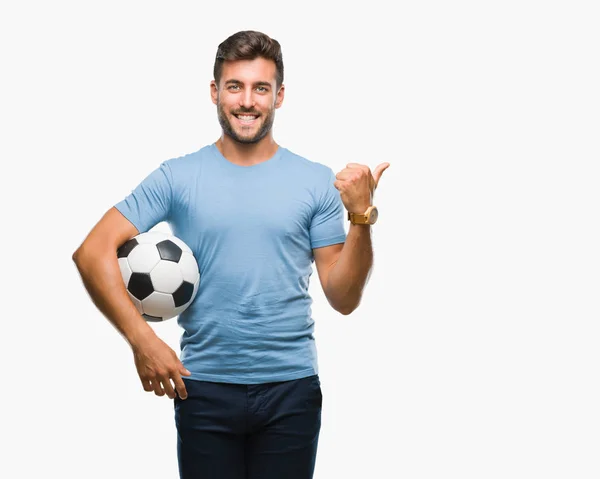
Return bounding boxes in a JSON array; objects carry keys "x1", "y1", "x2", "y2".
[{"x1": 211, "y1": 57, "x2": 284, "y2": 144}]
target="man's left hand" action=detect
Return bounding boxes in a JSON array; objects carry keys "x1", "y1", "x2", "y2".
[{"x1": 333, "y1": 162, "x2": 390, "y2": 213}]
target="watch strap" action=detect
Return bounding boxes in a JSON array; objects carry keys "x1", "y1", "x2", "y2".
[{"x1": 348, "y1": 211, "x2": 370, "y2": 224}]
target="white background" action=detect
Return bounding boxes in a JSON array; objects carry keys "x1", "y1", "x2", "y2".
[{"x1": 1, "y1": 1, "x2": 599, "y2": 478}]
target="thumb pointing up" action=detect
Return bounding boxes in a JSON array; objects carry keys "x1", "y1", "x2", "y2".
[{"x1": 372, "y1": 162, "x2": 390, "y2": 188}]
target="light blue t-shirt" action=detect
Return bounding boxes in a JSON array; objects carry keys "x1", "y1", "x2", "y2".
[{"x1": 114, "y1": 144, "x2": 346, "y2": 384}]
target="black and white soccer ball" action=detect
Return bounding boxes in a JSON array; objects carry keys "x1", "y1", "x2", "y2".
[{"x1": 117, "y1": 231, "x2": 200, "y2": 322}]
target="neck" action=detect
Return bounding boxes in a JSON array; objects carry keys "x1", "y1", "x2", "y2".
[{"x1": 215, "y1": 133, "x2": 279, "y2": 166}]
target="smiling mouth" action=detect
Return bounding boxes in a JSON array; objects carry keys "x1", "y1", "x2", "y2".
[
  {"x1": 234, "y1": 114, "x2": 259, "y2": 120},
  {"x1": 234, "y1": 113, "x2": 260, "y2": 126}
]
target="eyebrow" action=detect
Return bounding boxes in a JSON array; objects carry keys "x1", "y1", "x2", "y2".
[{"x1": 224, "y1": 79, "x2": 272, "y2": 88}]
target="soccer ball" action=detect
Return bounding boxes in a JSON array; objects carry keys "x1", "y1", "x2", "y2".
[{"x1": 116, "y1": 231, "x2": 200, "y2": 322}]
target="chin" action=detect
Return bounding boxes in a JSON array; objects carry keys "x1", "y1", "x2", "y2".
[
  {"x1": 234, "y1": 134, "x2": 262, "y2": 145},
  {"x1": 233, "y1": 128, "x2": 264, "y2": 144}
]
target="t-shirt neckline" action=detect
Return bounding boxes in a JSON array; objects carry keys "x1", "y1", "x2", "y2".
[{"x1": 210, "y1": 143, "x2": 284, "y2": 170}]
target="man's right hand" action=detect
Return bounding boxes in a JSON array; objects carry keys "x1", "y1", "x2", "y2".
[{"x1": 132, "y1": 335, "x2": 191, "y2": 400}]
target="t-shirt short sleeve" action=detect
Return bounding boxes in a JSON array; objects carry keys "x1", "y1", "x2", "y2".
[
  {"x1": 310, "y1": 168, "x2": 347, "y2": 249},
  {"x1": 114, "y1": 161, "x2": 173, "y2": 233}
]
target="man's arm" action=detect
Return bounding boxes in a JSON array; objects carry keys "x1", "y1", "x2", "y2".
[
  {"x1": 313, "y1": 224, "x2": 372, "y2": 315},
  {"x1": 72, "y1": 207, "x2": 190, "y2": 399},
  {"x1": 72, "y1": 207, "x2": 154, "y2": 346},
  {"x1": 313, "y1": 160, "x2": 389, "y2": 315}
]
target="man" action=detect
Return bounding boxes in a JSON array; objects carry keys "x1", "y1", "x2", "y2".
[{"x1": 72, "y1": 30, "x2": 389, "y2": 479}]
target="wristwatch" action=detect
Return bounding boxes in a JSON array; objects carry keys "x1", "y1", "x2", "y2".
[{"x1": 348, "y1": 206, "x2": 379, "y2": 225}]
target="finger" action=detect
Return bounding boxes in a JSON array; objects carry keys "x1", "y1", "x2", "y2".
[
  {"x1": 333, "y1": 180, "x2": 346, "y2": 191},
  {"x1": 336, "y1": 171, "x2": 365, "y2": 183},
  {"x1": 151, "y1": 379, "x2": 166, "y2": 397},
  {"x1": 346, "y1": 163, "x2": 368, "y2": 171},
  {"x1": 173, "y1": 375, "x2": 188, "y2": 400},
  {"x1": 335, "y1": 170, "x2": 354, "y2": 180},
  {"x1": 140, "y1": 377, "x2": 153, "y2": 392},
  {"x1": 372, "y1": 162, "x2": 390, "y2": 185},
  {"x1": 162, "y1": 377, "x2": 177, "y2": 400}
]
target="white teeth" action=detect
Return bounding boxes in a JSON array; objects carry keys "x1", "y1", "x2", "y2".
[{"x1": 237, "y1": 115, "x2": 257, "y2": 120}]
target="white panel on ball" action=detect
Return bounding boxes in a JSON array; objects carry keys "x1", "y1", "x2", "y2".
[
  {"x1": 142, "y1": 292, "x2": 176, "y2": 319},
  {"x1": 178, "y1": 252, "x2": 200, "y2": 283},
  {"x1": 151, "y1": 260, "x2": 184, "y2": 293},
  {"x1": 127, "y1": 244, "x2": 161, "y2": 272},
  {"x1": 118, "y1": 258, "x2": 132, "y2": 286},
  {"x1": 193, "y1": 277, "x2": 200, "y2": 298},
  {"x1": 127, "y1": 291, "x2": 144, "y2": 314}
]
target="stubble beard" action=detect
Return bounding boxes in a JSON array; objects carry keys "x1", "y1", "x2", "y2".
[{"x1": 217, "y1": 99, "x2": 275, "y2": 145}]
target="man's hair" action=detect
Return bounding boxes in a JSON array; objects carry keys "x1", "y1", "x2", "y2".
[{"x1": 214, "y1": 30, "x2": 284, "y2": 89}]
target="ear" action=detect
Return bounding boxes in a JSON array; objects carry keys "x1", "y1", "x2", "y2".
[
  {"x1": 275, "y1": 83, "x2": 285, "y2": 109},
  {"x1": 210, "y1": 80, "x2": 218, "y2": 105}
]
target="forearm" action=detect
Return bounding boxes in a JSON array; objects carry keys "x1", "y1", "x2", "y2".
[
  {"x1": 324, "y1": 224, "x2": 373, "y2": 314},
  {"x1": 73, "y1": 248, "x2": 156, "y2": 349}
]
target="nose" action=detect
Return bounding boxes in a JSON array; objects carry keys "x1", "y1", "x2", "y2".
[{"x1": 239, "y1": 89, "x2": 255, "y2": 109}]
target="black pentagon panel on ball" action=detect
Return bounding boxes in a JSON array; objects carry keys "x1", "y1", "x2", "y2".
[
  {"x1": 142, "y1": 313, "x2": 163, "y2": 322},
  {"x1": 128, "y1": 272, "x2": 154, "y2": 300},
  {"x1": 156, "y1": 240, "x2": 183, "y2": 262},
  {"x1": 173, "y1": 281, "x2": 194, "y2": 307},
  {"x1": 117, "y1": 238, "x2": 139, "y2": 258}
]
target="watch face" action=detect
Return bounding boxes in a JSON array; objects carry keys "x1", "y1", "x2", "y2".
[{"x1": 369, "y1": 207, "x2": 378, "y2": 224}]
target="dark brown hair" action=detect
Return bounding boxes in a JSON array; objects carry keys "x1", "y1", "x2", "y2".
[{"x1": 214, "y1": 31, "x2": 284, "y2": 89}]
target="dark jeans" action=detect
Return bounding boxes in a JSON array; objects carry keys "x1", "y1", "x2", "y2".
[{"x1": 174, "y1": 374, "x2": 323, "y2": 479}]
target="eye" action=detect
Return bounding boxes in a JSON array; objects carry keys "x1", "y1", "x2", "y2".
[
  {"x1": 227, "y1": 85, "x2": 241, "y2": 91},
  {"x1": 256, "y1": 86, "x2": 268, "y2": 93}
]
